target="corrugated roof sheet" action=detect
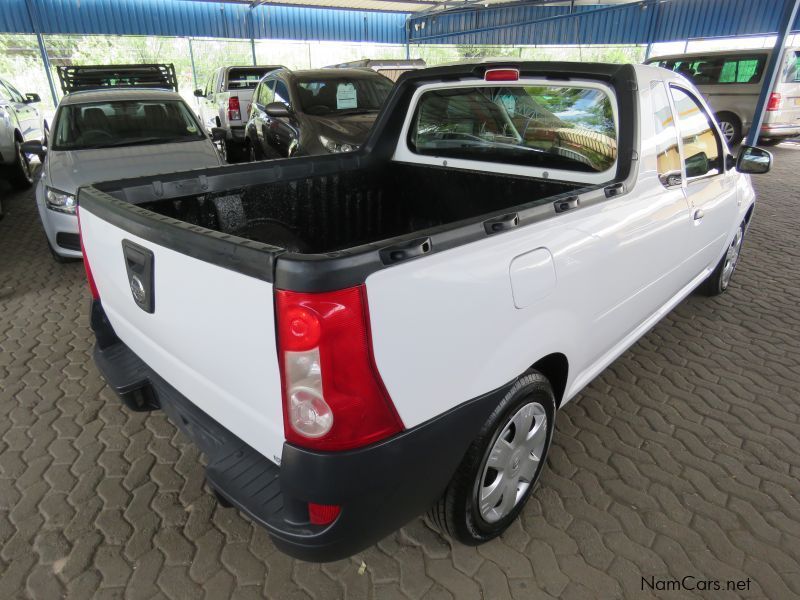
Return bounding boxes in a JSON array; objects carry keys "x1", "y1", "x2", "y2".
[
  {"x1": 410, "y1": 0, "x2": 800, "y2": 45},
  {"x1": 0, "y1": 0, "x2": 408, "y2": 43},
  {"x1": 3, "y1": 0, "x2": 800, "y2": 45}
]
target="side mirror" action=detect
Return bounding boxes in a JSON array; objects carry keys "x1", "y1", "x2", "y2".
[
  {"x1": 21, "y1": 139, "x2": 44, "y2": 156},
  {"x1": 24, "y1": 93, "x2": 41, "y2": 104},
  {"x1": 265, "y1": 102, "x2": 291, "y2": 118},
  {"x1": 210, "y1": 127, "x2": 227, "y2": 142},
  {"x1": 736, "y1": 145, "x2": 772, "y2": 174},
  {"x1": 684, "y1": 151, "x2": 710, "y2": 178},
  {"x1": 193, "y1": 89, "x2": 205, "y2": 98}
]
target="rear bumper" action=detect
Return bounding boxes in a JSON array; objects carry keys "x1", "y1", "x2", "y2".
[
  {"x1": 90, "y1": 300, "x2": 505, "y2": 561},
  {"x1": 760, "y1": 122, "x2": 800, "y2": 138}
]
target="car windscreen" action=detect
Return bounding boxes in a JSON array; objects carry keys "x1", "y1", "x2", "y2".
[
  {"x1": 295, "y1": 76, "x2": 393, "y2": 116},
  {"x1": 52, "y1": 99, "x2": 205, "y2": 151},
  {"x1": 409, "y1": 85, "x2": 617, "y2": 173},
  {"x1": 227, "y1": 68, "x2": 277, "y2": 90}
]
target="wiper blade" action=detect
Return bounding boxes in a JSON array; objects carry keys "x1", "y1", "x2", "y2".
[{"x1": 90, "y1": 136, "x2": 193, "y2": 149}]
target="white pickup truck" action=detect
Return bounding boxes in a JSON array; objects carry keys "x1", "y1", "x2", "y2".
[{"x1": 77, "y1": 62, "x2": 771, "y2": 561}]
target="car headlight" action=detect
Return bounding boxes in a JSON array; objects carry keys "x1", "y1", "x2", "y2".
[
  {"x1": 319, "y1": 135, "x2": 358, "y2": 154},
  {"x1": 45, "y1": 187, "x2": 77, "y2": 214}
]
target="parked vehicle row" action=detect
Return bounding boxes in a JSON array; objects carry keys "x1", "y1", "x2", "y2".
[
  {"x1": 77, "y1": 61, "x2": 772, "y2": 561},
  {"x1": 193, "y1": 65, "x2": 284, "y2": 162}
]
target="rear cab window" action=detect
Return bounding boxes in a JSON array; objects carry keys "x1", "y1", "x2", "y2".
[
  {"x1": 397, "y1": 79, "x2": 618, "y2": 186},
  {"x1": 227, "y1": 68, "x2": 276, "y2": 91}
]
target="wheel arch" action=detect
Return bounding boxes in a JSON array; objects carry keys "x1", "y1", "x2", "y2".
[{"x1": 530, "y1": 353, "x2": 569, "y2": 408}]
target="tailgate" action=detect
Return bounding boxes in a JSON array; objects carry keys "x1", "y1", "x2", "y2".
[{"x1": 79, "y1": 189, "x2": 285, "y2": 465}]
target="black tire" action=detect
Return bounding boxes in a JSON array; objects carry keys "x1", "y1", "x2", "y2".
[
  {"x1": 715, "y1": 112, "x2": 742, "y2": 147},
  {"x1": 697, "y1": 220, "x2": 746, "y2": 296},
  {"x1": 7, "y1": 139, "x2": 34, "y2": 190},
  {"x1": 429, "y1": 371, "x2": 556, "y2": 545}
]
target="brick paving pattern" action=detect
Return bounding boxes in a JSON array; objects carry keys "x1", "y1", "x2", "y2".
[{"x1": 1, "y1": 148, "x2": 799, "y2": 599}]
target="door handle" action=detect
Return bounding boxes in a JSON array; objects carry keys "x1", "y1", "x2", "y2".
[{"x1": 693, "y1": 208, "x2": 705, "y2": 221}]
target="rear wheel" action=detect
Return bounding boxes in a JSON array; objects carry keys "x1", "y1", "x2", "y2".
[
  {"x1": 716, "y1": 113, "x2": 742, "y2": 147},
  {"x1": 429, "y1": 371, "x2": 556, "y2": 544},
  {"x1": 698, "y1": 221, "x2": 745, "y2": 296}
]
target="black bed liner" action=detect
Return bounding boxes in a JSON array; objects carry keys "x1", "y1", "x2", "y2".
[{"x1": 78, "y1": 61, "x2": 639, "y2": 292}]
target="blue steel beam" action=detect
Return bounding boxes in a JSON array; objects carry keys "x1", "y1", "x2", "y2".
[
  {"x1": 746, "y1": 0, "x2": 800, "y2": 146},
  {"x1": 23, "y1": 0, "x2": 59, "y2": 106}
]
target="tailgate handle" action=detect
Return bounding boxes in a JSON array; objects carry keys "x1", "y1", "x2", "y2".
[
  {"x1": 379, "y1": 237, "x2": 432, "y2": 265},
  {"x1": 484, "y1": 213, "x2": 519, "y2": 234},
  {"x1": 122, "y1": 240, "x2": 155, "y2": 314}
]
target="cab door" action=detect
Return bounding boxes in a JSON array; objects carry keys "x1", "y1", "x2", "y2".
[
  {"x1": 1, "y1": 79, "x2": 41, "y2": 142},
  {"x1": 669, "y1": 84, "x2": 740, "y2": 275}
]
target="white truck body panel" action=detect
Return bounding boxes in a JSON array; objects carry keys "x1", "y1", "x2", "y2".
[
  {"x1": 81, "y1": 62, "x2": 755, "y2": 466},
  {"x1": 80, "y1": 210, "x2": 286, "y2": 463}
]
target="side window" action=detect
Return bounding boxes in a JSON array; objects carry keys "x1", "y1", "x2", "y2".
[
  {"x1": 670, "y1": 86, "x2": 722, "y2": 179},
  {"x1": 0, "y1": 81, "x2": 11, "y2": 101},
  {"x1": 785, "y1": 50, "x2": 800, "y2": 82},
  {"x1": 274, "y1": 81, "x2": 290, "y2": 107},
  {"x1": 263, "y1": 80, "x2": 276, "y2": 105},
  {"x1": 717, "y1": 56, "x2": 766, "y2": 84},
  {"x1": 651, "y1": 81, "x2": 682, "y2": 187},
  {"x1": 4, "y1": 81, "x2": 25, "y2": 103}
]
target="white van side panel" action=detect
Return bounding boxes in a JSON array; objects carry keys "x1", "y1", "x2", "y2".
[{"x1": 80, "y1": 209, "x2": 285, "y2": 464}]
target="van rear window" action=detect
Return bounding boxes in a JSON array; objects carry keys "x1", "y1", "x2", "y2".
[{"x1": 409, "y1": 85, "x2": 617, "y2": 173}]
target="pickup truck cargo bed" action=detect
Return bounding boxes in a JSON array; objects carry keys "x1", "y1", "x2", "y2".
[{"x1": 115, "y1": 163, "x2": 582, "y2": 254}]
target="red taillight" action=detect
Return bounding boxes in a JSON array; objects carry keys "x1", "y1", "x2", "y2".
[
  {"x1": 228, "y1": 96, "x2": 241, "y2": 121},
  {"x1": 767, "y1": 92, "x2": 782, "y2": 111},
  {"x1": 308, "y1": 503, "x2": 341, "y2": 525},
  {"x1": 76, "y1": 207, "x2": 100, "y2": 300},
  {"x1": 275, "y1": 285, "x2": 404, "y2": 452},
  {"x1": 485, "y1": 68, "x2": 519, "y2": 82}
]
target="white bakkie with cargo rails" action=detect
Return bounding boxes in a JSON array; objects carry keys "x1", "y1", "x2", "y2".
[{"x1": 77, "y1": 62, "x2": 771, "y2": 561}]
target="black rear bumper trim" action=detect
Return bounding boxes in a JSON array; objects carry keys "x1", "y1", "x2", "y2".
[{"x1": 93, "y1": 328, "x2": 509, "y2": 561}]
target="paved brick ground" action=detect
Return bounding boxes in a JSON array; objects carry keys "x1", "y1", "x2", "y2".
[{"x1": 1, "y1": 148, "x2": 799, "y2": 600}]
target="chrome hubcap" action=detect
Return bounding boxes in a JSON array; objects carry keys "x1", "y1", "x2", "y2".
[
  {"x1": 719, "y1": 121, "x2": 735, "y2": 143},
  {"x1": 479, "y1": 402, "x2": 548, "y2": 523},
  {"x1": 721, "y1": 226, "x2": 744, "y2": 288}
]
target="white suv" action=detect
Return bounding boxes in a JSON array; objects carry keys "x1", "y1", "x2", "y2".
[{"x1": 0, "y1": 77, "x2": 45, "y2": 202}]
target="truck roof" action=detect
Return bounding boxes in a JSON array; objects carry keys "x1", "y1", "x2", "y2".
[{"x1": 59, "y1": 87, "x2": 183, "y2": 106}]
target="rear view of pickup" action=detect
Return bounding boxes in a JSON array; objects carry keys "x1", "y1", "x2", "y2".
[{"x1": 78, "y1": 62, "x2": 762, "y2": 560}]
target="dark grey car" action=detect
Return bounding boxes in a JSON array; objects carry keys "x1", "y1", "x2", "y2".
[{"x1": 244, "y1": 68, "x2": 393, "y2": 160}]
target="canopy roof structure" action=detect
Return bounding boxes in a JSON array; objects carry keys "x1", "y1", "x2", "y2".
[{"x1": 3, "y1": 0, "x2": 799, "y2": 47}]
